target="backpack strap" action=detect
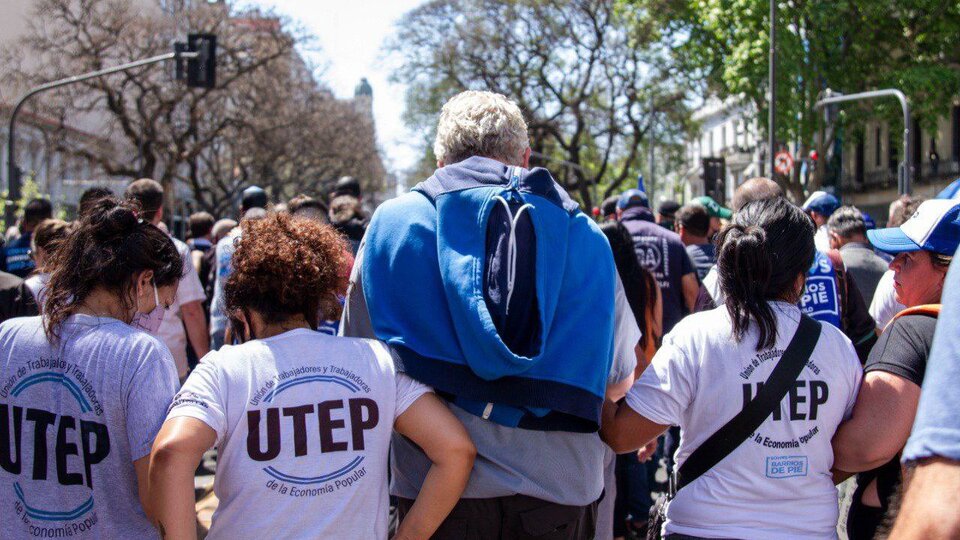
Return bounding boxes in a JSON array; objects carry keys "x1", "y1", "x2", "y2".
[
  {"x1": 826, "y1": 249, "x2": 851, "y2": 333},
  {"x1": 672, "y1": 314, "x2": 822, "y2": 495},
  {"x1": 883, "y1": 304, "x2": 942, "y2": 334}
]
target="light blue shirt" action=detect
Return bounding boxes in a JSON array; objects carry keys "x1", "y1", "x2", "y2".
[
  {"x1": 903, "y1": 249, "x2": 960, "y2": 462},
  {"x1": 210, "y1": 230, "x2": 240, "y2": 336}
]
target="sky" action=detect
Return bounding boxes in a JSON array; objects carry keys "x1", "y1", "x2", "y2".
[{"x1": 242, "y1": 0, "x2": 427, "y2": 184}]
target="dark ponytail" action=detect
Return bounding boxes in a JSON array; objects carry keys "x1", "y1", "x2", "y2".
[
  {"x1": 716, "y1": 197, "x2": 814, "y2": 350},
  {"x1": 600, "y1": 221, "x2": 658, "y2": 351},
  {"x1": 43, "y1": 197, "x2": 183, "y2": 340}
]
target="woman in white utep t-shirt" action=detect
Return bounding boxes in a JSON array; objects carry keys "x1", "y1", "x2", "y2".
[
  {"x1": 149, "y1": 214, "x2": 475, "y2": 540},
  {"x1": 602, "y1": 198, "x2": 862, "y2": 539}
]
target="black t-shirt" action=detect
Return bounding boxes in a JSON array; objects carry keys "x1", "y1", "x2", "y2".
[
  {"x1": 0, "y1": 270, "x2": 38, "y2": 323},
  {"x1": 864, "y1": 313, "x2": 936, "y2": 386},
  {"x1": 850, "y1": 313, "x2": 937, "y2": 535},
  {"x1": 620, "y1": 207, "x2": 696, "y2": 333}
]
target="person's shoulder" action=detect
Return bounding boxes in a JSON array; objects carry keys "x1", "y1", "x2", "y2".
[
  {"x1": 91, "y1": 324, "x2": 176, "y2": 371},
  {"x1": 166, "y1": 236, "x2": 192, "y2": 262},
  {"x1": 653, "y1": 225, "x2": 685, "y2": 247},
  {"x1": 345, "y1": 337, "x2": 397, "y2": 372},
  {"x1": 0, "y1": 315, "x2": 43, "y2": 337},
  {"x1": 0, "y1": 271, "x2": 24, "y2": 289},
  {"x1": 117, "y1": 325, "x2": 171, "y2": 352},
  {"x1": 685, "y1": 244, "x2": 704, "y2": 257},
  {"x1": 374, "y1": 192, "x2": 432, "y2": 217},
  {"x1": 811, "y1": 315, "x2": 860, "y2": 368},
  {"x1": 366, "y1": 193, "x2": 435, "y2": 236},
  {"x1": 171, "y1": 236, "x2": 189, "y2": 251},
  {"x1": 668, "y1": 306, "x2": 729, "y2": 342},
  {"x1": 884, "y1": 313, "x2": 939, "y2": 345},
  {"x1": 215, "y1": 230, "x2": 240, "y2": 250}
]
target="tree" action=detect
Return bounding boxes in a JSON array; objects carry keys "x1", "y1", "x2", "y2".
[
  {"x1": 1, "y1": 0, "x2": 384, "y2": 217},
  {"x1": 636, "y1": 0, "x2": 960, "y2": 199},
  {"x1": 386, "y1": 0, "x2": 694, "y2": 207},
  {"x1": 183, "y1": 42, "x2": 384, "y2": 214}
]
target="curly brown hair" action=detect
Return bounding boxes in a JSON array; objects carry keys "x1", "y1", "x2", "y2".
[{"x1": 225, "y1": 212, "x2": 348, "y2": 329}]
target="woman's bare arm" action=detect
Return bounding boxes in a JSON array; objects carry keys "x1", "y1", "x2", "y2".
[{"x1": 393, "y1": 394, "x2": 476, "y2": 540}]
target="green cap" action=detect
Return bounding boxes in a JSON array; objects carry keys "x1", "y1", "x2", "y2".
[{"x1": 694, "y1": 196, "x2": 732, "y2": 220}]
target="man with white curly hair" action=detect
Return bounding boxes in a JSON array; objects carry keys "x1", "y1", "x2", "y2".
[{"x1": 342, "y1": 90, "x2": 641, "y2": 538}]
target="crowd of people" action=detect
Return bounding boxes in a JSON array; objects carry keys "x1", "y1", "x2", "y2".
[{"x1": 0, "y1": 89, "x2": 959, "y2": 540}]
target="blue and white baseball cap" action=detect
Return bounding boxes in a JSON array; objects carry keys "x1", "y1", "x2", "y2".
[
  {"x1": 801, "y1": 190, "x2": 840, "y2": 216},
  {"x1": 617, "y1": 189, "x2": 649, "y2": 210},
  {"x1": 867, "y1": 199, "x2": 960, "y2": 255}
]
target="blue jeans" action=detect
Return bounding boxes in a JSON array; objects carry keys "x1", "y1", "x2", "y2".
[{"x1": 614, "y1": 446, "x2": 657, "y2": 531}]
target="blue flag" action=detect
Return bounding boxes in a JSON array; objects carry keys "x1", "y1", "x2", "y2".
[{"x1": 636, "y1": 174, "x2": 646, "y2": 193}]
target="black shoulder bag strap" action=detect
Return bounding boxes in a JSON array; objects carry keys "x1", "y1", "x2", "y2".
[{"x1": 671, "y1": 314, "x2": 822, "y2": 495}]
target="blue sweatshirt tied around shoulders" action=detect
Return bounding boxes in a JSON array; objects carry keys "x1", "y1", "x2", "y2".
[{"x1": 362, "y1": 156, "x2": 616, "y2": 432}]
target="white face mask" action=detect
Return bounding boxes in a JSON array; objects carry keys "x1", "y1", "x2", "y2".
[{"x1": 131, "y1": 282, "x2": 166, "y2": 334}]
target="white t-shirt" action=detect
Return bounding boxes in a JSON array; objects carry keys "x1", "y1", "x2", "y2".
[
  {"x1": 158, "y1": 237, "x2": 206, "y2": 377},
  {"x1": 868, "y1": 270, "x2": 905, "y2": 330},
  {"x1": 23, "y1": 272, "x2": 50, "y2": 306},
  {"x1": 702, "y1": 266, "x2": 723, "y2": 305},
  {"x1": 814, "y1": 224, "x2": 832, "y2": 253},
  {"x1": 167, "y1": 329, "x2": 431, "y2": 540},
  {"x1": 626, "y1": 302, "x2": 861, "y2": 539}
]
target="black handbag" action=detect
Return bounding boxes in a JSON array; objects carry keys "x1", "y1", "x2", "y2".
[{"x1": 647, "y1": 315, "x2": 822, "y2": 540}]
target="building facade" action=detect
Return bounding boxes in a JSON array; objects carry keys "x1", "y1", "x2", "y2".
[
  {"x1": 840, "y1": 108, "x2": 960, "y2": 217},
  {"x1": 670, "y1": 97, "x2": 765, "y2": 205},
  {"x1": 674, "y1": 95, "x2": 959, "y2": 221}
]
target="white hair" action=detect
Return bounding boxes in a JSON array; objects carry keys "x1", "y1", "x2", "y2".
[{"x1": 433, "y1": 91, "x2": 529, "y2": 166}]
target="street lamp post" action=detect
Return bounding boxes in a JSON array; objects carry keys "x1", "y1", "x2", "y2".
[
  {"x1": 5, "y1": 52, "x2": 195, "y2": 227},
  {"x1": 768, "y1": 0, "x2": 776, "y2": 177},
  {"x1": 814, "y1": 88, "x2": 912, "y2": 195},
  {"x1": 4, "y1": 35, "x2": 215, "y2": 229}
]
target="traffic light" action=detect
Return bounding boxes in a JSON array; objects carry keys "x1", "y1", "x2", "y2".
[
  {"x1": 702, "y1": 157, "x2": 726, "y2": 203},
  {"x1": 187, "y1": 34, "x2": 217, "y2": 89},
  {"x1": 175, "y1": 34, "x2": 217, "y2": 88}
]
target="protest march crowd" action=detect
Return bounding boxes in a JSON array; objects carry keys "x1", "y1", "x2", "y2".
[{"x1": 1, "y1": 90, "x2": 959, "y2": 540}]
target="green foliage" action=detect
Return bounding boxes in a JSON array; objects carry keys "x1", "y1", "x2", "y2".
[
  {"x1": 628, "y1": 0, "x2": 960, "y2": 194},
  {"x1": 386, "y1": 0, "x2": 695, "y2": 207},
  {"x1": 0, "y1": 176, "x2": 65, "y2": 226}
]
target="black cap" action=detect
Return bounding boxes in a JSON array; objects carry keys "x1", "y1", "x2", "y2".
[
  {"x1": 658, "y1": 200, "x2": 681, "y2": 217},
  {"x1": 241, "y1": 186, "x2": 267, "y2": 210},
  {"x1": 600, "y1": 195, "x2": 620, "y2": 218},
  {"x1": 332, "y1": 176, "x2": 361, "y2": 199}
]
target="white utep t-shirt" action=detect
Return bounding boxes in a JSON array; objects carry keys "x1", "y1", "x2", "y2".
[
  {"x1": 167, "y1": 329, "x2": 430, "y2": 540},
  {"x1": 157, "y1": 237, "x2": 206, "y2": 377},
  {"x1": 626, "y1": 302, "x2": 861, "y2": 539}
]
